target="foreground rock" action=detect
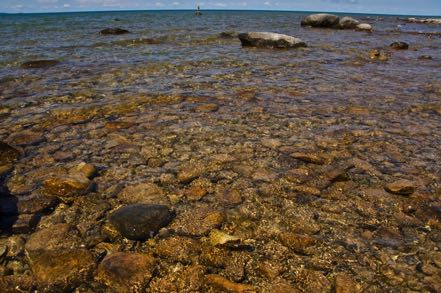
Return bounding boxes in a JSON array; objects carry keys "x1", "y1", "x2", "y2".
[
  {"x1": 301, "y1": 13, "x2": 372, "y2": 31},
  {"x1": 42, "y1": 175, "x2": 92, "y2": 199},
  {"x1": 108, "y1": 204, "x2": 174, "y2": 240},
  {"x1": 0, "y1": 142, "x2": 20, "y2": 165},
  {"x1": 238, "y1": 32, "x2": 307, "y2": 49},
  {"x1": 100, "y1": 28, "x2": 130, "y2": 35},
  {"x1": 385, "y1": 180, "x2": 416, "y2": 195},
  {"x1": 20, "y1": 60, "x2": 60, "y2": 69},
  {"x1": 97, "y1": 252, "x2": 156, "y2": 292}
]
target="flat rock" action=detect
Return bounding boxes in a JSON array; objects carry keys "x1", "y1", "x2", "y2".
[
  {"x1": 205, "y1": 274, "x2": 255, "y2": 293},
  {"x1": 7, "y1": 130, "x2": 45, "y2": 147},
  {"x1": 96, "y1": 252, "x2": 156, "y2": 292},
  {"x1": 170, "y1": 206, "x2": 224, "y2": 236},
  {"x1": 0, "y1": 142, "x2": 21, "y2": 165},
  {"x1": 301, "y1": 14, "x2": 340, "y2": 28},
  {"x1": 42, "y1": 175, "x2": 92, "y2": 198},
  {"x1": 100, "y1": 28, "x2": 130, "y2": 35},
  {"x1": 20, "y1": 60, "x2": 60, "y2": 69},
  {"x1": 155, "y1": 236, "x2": 201, "y2": 262},
  {"x1": 278, "y1": 232, "x2": 318, "y2": 255},
  {"x1": 339, "y1": 17, "x2": 360, "y2": 29},
  {"x1": 117, "y1": 182, "x2": 169, "y2": 205},
  {"x1": 108, "y1": 204, "x2": 174, "y2": 240},
  {"x1": 238, "y1": 32, "x2": 307, "y2": 49},
  {"x1": 31, "y1": 249, "x2": 96, "y2": 290},
  {"x1": 385, "y1": 179, "x2": 416, "y2": 195}
]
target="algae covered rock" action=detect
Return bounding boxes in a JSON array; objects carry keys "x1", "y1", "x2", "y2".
[{"x1": 238, "y1": 32, "x2": 307, "y2": 49}]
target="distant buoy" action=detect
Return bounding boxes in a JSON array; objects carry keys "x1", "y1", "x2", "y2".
[{"x1": 195, "y1": 5, "x2": 202, "y2": 16}]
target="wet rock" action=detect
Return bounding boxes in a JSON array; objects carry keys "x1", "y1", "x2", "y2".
[
  {"x1": 170, "y1": 206, "x2": 224, "y2": 236},
  {"x1": 210, "y1": 229, "x2": 240, "y2": 247},
  {"x1": 261, "y1": 138, "x2": 282, "y2": 149},
  {"x1": 301, "y1": 14, "x2": 340, "y2": 28},
  {"x1": 155, "y1": 236, "x2": 201, "y2": 262},
  {"x1": 334, "y1": 273, "x2": 361, "y2": 293},
  {"x1": 17, "y1": 194, "x2": 59, "y2": 214},
  {"x1": 264, "y1": 281, "x2": 300, "y2": 293},
  {"x1": 70, "y1": 162, "x2": 97, "y2": 179},
  {"x1": 104, "y1": 121, "x2": 135, "y2": 130},
  {"x1": 294, "y1": 269, "x2": 332, "y2": 292},
  {"x1": 220, "y1": 31, "x2": 238, "y2": 39},
  {"x1": 368, "y1": 49, "x2": 389, "y2": 61},
  {"x1": 184, "y1": 185, "x2": 208, "y2": 201},
  {"x1": 96, "y1": 252, "x2": 156, "y2": 292},
  {"x1": 205, "y1": 274, "x2": 255, "y2": 293},
  {"x1": 390, "y1": 41, "x2": 409, "y2": 50},
  {"x1": 0, "y1": 276, "x2": 35, "y2": 292},
  {"x1": 339, "y1": 17, "x2": 360, "y2": 29},
  {"x1": 31, "y1": 249, "x2": 96, "y2": 290},
  {"x1": 177, "y1": 162, "x2": 207, "y2": 184},
  {"x1": 356, "y1": 23, "x2": 372, "y2": 31},
  {"x1": 238, "y1": 32, "x2": 307, "y2": 49},
  {"x1": 217, "y1": 188, "x2": 243, "y2": 206},
  {"x1": 20, "y1": 60, "x2": 60, "y2": 69},
  {"x1": 385, "y1": 179, "x2": 416, "y2": 195},
  {"x1": 117, "y1": 182, "x2": 169, "y2": 205},
  {"x1": 10, "y1": 213, "x2": 41, "y2": 234},
  {"x1": 406, "y1": 17, "x2": 441, "y2": 24},
  {"x1": 291, "y1": 152, "x2": 327, "y2": 165},
  {"x1": 5, "y1": 236, "x2": 25, "y2": 257},
  {"x1": 25, "y1": 223, "x2": 83, "y2": 255},
  {"x1": 418, "y1": 55, "x2": 432, "y2": 60},
  {"x1": 0, "y1": 142, "x2": 20, "y2": 165},
  {"x1": 195, "y1": 103, "x2": 219, "y2": 112},
  {"x1": 100, "y1": 28, "x2": 130, "y2": 35},
  {"x1": 149, "y1": 264, "x2": 206, "y2": 292},
  {"x1": 42, "y1": 175, "x2": 92, "y2": 199},
  {"x1": 0, "y1": 164, "x2": 13, "y2": 178},
  {"x1": 108, "y1": 204, "x2": 174, "y2": 240},
  {"x1": 278, "y1": 232, "x2": 318, "y2": 255}
]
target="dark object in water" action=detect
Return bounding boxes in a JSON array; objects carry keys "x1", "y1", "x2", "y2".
[
  {"x1": 195, "y1": 5, "x2": 202, "y2": 16},
  {"x1": 390, "y1": 41, "x2": 409, "y2": 50},
  {"x1": 20, "y1": 60, "x2": 60, "y2": 69},
  {"x1": 114, "y1": 18, "x2": 121, "y2": 21},
  {"x1": 418, "y1": 55, "x2": 433, "y2": 60},
  {"x1": 219, "y1": 31, "x2": 237, "y2": 39},
  {"x1": 100, "y1": 28, "x2": 130, "y2": 35}
]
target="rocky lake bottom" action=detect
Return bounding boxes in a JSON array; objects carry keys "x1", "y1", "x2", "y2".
[{"x1": 0, "y1": 10, "x2": 440, "y2": 292}]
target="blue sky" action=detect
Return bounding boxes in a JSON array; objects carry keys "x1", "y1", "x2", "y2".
[{"x1": 1, "y1": 0, "x2": 441, "y2": 15}]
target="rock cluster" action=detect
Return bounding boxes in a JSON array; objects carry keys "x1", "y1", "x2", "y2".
[{"x1": 301, "y1": 13, "x2": 372, "y2": 31}]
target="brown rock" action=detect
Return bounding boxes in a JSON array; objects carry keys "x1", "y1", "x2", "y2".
[
  {"x1": 205, "y1": 274, "x2": 255, "y2": 293},
  {"x1": 177, "y1": 162, "x2": 207, "y2": 184},
  {"x1": 149, "y1": 264, "x2": 206, "y2": 292},
  {"x1": 294, "y1": 269, "x2": 332, "y2": 292},
  {"x1": 170, "y1": 206, "x2": 224, "y2": 236},
  {"x1": 31, "y1": 249, "x2": 96, "y2": 290},
  {"x1": 70, "y1": 162, "x2": 97, "y2": 179},
  {"x1": 184, "y1": 185, "x2": 208, "y2": 201},
  {"x1": 117, "y1": 182, "x2": 169, "y2": 205},
  {"x1": 264, "y1": 282, "x2": 300, "y2": 293},
  {"x1": 278, "y1": 232, "x2": 318, "y2": 255},
  {"x1": 7, "y1": 131, "x2": 45, "y2": 146},
  {"x1": 291, "y1": 152, "x2": 327, "y2": 165},
  {"x1": 334, "y1": 273, "x2": 361, "y2": 293},
  {"x1": 385, "y1": 180, "x2": 416, "y2": 195},
  {"x1": 368, "y1": 49, "x2": 389, "y2": 61},
  {"x1": 290, "y1": 185, "x2": 321, "y2": 196},
  {"x1": 96, "y1": 252, "x2": 156, "y2": 292},
  {"x1": 195, "y1": 103, "x2": 219, "y2": 112},
  {"x1": 217, "y1": 188, "x2": 243, "y2": 206},
  {"x1": 155, "y1": 236, "x2": 201, "y2": 262},
  {"x1": 17, "y1": 194, "x2": 59, "y2": 214},
  {"x1": 0, "y1": 142, "x2": 21, "y2": 165},
  {"x1": 261, "y1": 138, "x2": 282, "y2": 149},
  {"x1": 0, "y1": 276, "x2": 35, "y2": 293},
  {"x1": 42, "y1": 175, "x2": 92, "y2": 198},
  {"x1": 105, "y1": 121, "x2": 135, "y2": 130}
]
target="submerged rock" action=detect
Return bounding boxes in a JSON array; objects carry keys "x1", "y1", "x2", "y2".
[
  {"x1": 117, "y1": 182, "x2": 169, "y2": 205},
  {"x1": 301, "y1": 13, "x2": 340, "y2": 28},
  {"x1": 108, "y1": 204, "x2": 174, "y2": 240},
  {"x1": 42, "y1": 175, "x2": 92, "y2": 199},
  {"x1": 238, "y1": 32, "x2": 307, "y2": 49},
  {"x1": 20, "y1": 60, "x2": 60, "y2": 69},
  {"x1": 206, "y1": 274, "x2": 255, "y2": 292},
  {"x1": 97, "y1": 252, "x2": 156, "y2": 292},
  {"x1": 219, "y1": 31, "x2": 238, "y2": 39},
  {"x1": 368, "y1": 49, "x2": 389, "y2": 61},
  {"x1": 390, "y1": 41, "x2": 409, "y2": 50},
  {"x1": 0, "y1": 142, "x2": 20, "y2": 165},
  {"x1": 385, "y1": 179, "x2": 416, "y2": 195},
  {"x1": 7, "y1": 131, "x2": 45, "y2": 147},
  {"x1": 100, "y1": 28, "x2": 130, "y2": 35}
]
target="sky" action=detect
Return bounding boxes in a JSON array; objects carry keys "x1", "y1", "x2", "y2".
[{"x1": 1, "y1": 0, "x2": 441, "y2": 16}]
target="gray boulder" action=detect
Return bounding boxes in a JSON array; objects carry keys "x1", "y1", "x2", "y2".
[
  {"x1": 238, "y1": 32, "x2": 307, "y2": 49},
  {"x1": 301, "y1": 13, "x2": 340, "y2": 28},
  {"x1": 356, "y1": 23, "x2": 373, "y2": 31},
  {"x1": 339, "y1": 17, "x2": 360, "y2": 29}
]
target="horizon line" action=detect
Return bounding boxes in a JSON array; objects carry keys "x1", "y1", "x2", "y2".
[{"x1": 0, "y1": 9, "x2": 440, "y2": 18}]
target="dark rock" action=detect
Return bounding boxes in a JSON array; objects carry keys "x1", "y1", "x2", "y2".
[
  {"x1": 108, "y1": 204, "x2": 174, "y2": 240},
  {"x1": 97, "y1": 252, "x2": 156, "y2": 292},
  {"x1": 418, "y1": 55, "x2": 432, "y2": 60},
  {"x1": 301, "y1": 13, "x2": 340, "y2": 28},
  {"x1": 100, "y1": 28, "x2": 130, "y2": 35},
  {"x1": 390, "y1": 41, "x2": 409, "y2": 50},
  {"x1": 20, "y1": 60, "x2": 60, "y2": 69},
  {"x1": 339, "y1": 17, "x2": 360, "y2": 29},
  {"x1": 219, "y1": 31, "x2": 238, "y2": 39},
  {"x1": 0, "y1": 142, "x2": 20, "y2": 166},
  {"x1": 238, "y1": 32, "x2": 307, "y2": 49},
  {"x1": 17, "y1": 194, "x2": 59, "y2": 214}
]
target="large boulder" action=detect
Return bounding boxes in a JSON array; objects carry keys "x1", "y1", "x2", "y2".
[
  {"x1": 301, "y1": 13, "x2": 340, "y2": 28},
  {"x1": 339, "y1": 16, "x2": 360, "y2": 29},
  {"x1": 356, "y1": 23, "x2": 373, "y2": 31},
  {"x1": 238, "y1": 32, "x2": 307, "y2": 49}
]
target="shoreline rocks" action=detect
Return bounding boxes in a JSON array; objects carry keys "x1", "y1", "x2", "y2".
[
  {"x1": 390, "y1": 41, "x2": 409, "y2": 50},
  {"x1": 238, "y1": 32, "x2": 307, "y2": 49},
  {"x1": 406, "y1": 17, "x2": 441, "y2": 25},
  {"x1": 301, "y1": 13, "x2": 372, "y2": 31}
]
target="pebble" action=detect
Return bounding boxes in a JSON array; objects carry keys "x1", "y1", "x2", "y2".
[
  {"x1": 278, "y1": 232, "x2": 318, "y2": 255},
  {"x1": 385, "y1": 180, "x2": 416, "y2": 195},
  {"x1": 117, "y1": 182, "x2": 169, "y2": 205},
  {"x1": 42, "y1": 175, "x2": 92, "y2": 199},
  {"x1": 100, "y1": 28, "x2": 130, "y2": 35},
  {"x1": 109, "y1": 204, "x2": 174, "y2": 240},
  {"x1": 390, "y1": 41, "x2": 409, "y2": 50},
  {"x1": 205, "y1": 274, "x2": 255, "y2": 293},
  {"x1": 291, "y1": 152, "x2": 327, "y2": 165}
]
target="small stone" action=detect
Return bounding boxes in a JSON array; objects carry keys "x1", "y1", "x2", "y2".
[
  {"x1": 291, "y1": 152, "x2": 327, "y2": 165},
  {"x1": 385, "y1": 180, "x2": 416, "y2": 195},
  {"x1": 117, "y1": 182, "x2": 169, "y2": 205},
  {"x1": 11, "y1": 213, "x2": 41, "y2": 234},
  {"x1": 17, "y1": 194, "x2": 59, "y2": 214},
  {"x1": 96, "y1": 252, "x2": 156, "y2": 292},
  {"x1": 42, "y1": 175, "x2": 92, "y2": 198},
  {"x1": 109, "y1": 204, "x2": 174, "y2": 240},
  {"x1": 368, "y1": 49, "x2": 389, "y2": 61},
  {"x1": 209, "y1": 229, "x2": 241, "y2": 247},
  {"x1": 0, "y1": 142, "x2": 21, "y2": 165},
  {"x1": 335, "y1": 273, "x2": 361, "y2": 293},
  {"x1": 184, "y1": 185, "x2": 208, "y2": 201},
  {"x1": 217, "y1": 188, "x2": 243, "y2": 206},
  {"x1": 356, "y1": 23, "x2": 372, "y2": 31},
  {"x1": 195, "y1": 103, "x2": 219, "y2": 112},
  {"x1": 31, "y1": 249, "x2": 96, "y2": 290},
  {"x1": 0, "y1": 164, "x2": 13, "y2": 177},
  {"x1": 278, "y1": 232, "x2": 318, "y2": 255},
  {"x1": 70, "y1": 162, "x2": 97, "y2": 179},
  {"x1": 419, "y1": 55, "x2": 432, "y2": 60},
  {"x1": 390, "y1": 41, "x2": 409, "y2": 50},
  {"x1": 290, "y1": 185, "x2": 321, "y2": 196},
  {"x1": 20, "y1": 60, "x2": 59, "y2": 69},
  {"x1": 261, "y1": 138, "x2": 282, "y2": 149},
  {"x1": 205, "y1": 274, "x2": 256, "y2": 293},
  {"x1": 100, "y1": 28, "x2": 130, "y2": 35},
  {"x1": 155, "y1": 236, "x2": 201, "y2": 262}
]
